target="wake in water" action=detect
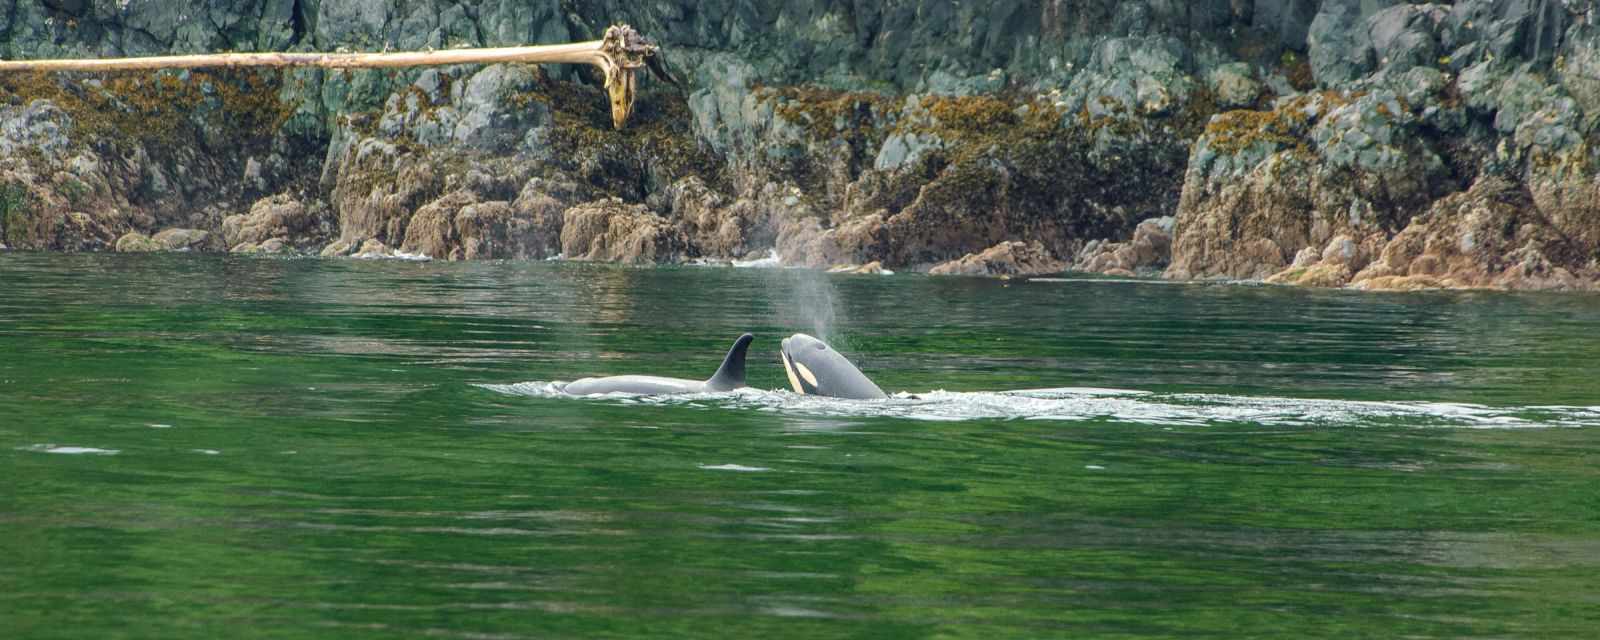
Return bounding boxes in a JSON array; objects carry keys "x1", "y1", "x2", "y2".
[{"x1": 476, "y1": 383, "x2": 1600, "y2": 429}]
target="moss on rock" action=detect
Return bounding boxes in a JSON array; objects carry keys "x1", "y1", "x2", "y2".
[{"x1": 1, "y1": 181, "x2": 34, "y2": 247}]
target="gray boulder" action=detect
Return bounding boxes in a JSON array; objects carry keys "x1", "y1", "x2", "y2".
[
  {"x1": 452, "y1": 64, "x2": 547, "y2": 151},
  {"x1": 152, "y1": 228, "x2": 216, "y2": 252},
  {"x1": 874, "y1": 132, "x2": 943, "y2": 172},
  {"x1": 1366, "y1": 4, "x2": 1448, "y2": 75},
  {"x1": 1308, "y1": 0, "x2": 1378, "y2": 86},
  {"x1": 0, "y1": 101, "x2": 73, "y2": 161},
  {"x1": 1253, "y1": 0, "x2": 1321, "y2": 50},
  {"x1": 1442, "y1": 0, "x2": 1574, "y2": 66},
  {"x1": 1558, "y1": 24, "x2": 1600, "y2": 127},
  {"x1": 1208, "y1": 63, "x2": 1263, "y2": 109},
  {"x1": 115, "y1": 232, "x2": 161, "y2": 253}
]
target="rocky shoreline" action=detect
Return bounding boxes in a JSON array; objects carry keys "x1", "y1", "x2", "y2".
[{"x1": 1, "y1": 1, "x2": 1597, "y2": 292}]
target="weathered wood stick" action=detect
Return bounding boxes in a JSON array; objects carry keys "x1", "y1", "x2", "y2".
[
  {"x1": 0, "y1": 43, "x2": 608, "y2": 72},
  {"x1": 0, "y1": 24, "x2": 669, "y2": 130}
]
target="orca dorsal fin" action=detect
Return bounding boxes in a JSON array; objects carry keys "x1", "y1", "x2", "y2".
[{"x1": 704, "y1": 333, "x2": 753, "y2": 391}]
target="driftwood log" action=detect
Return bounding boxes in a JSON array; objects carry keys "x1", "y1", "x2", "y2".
[{"x1": 0, "y1": 24, "x2": 673, "y2": 129}]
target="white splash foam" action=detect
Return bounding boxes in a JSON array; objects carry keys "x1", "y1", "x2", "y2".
[
  {"x1": 192, "y1": 449, "x2": 221, "y2": 455},
  {"x1": 477, "y1": 383, "x2": 1600, "y2": 429},
  {"x1": 480, "y1": 381, "x2": 570, "y2": 397},
  {"x1": 699, "y1": 464, "x2": 771, "y2": 472},
  {"x1": 1027, "y1": 276, "x2": 1201, "y2": 285},
  {"x1": 19, "y1": 444, "x2": 120, "y2": 455},
  {"x1": 733, "y1": 250, "x2": 783, "y2": 269},
  {"x1": 355, "y1": 250, "x2": 432, "y2": 261}
]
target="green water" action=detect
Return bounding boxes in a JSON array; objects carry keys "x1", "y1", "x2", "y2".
[{"x1": 3, "y1": 253, "x2": 1598, "y2": 639}]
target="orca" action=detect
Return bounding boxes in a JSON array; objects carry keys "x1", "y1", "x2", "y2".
[
  {"x1": 779, "y1": 333, "x2": 888, "y2": 400},
  {"x1": 562, "y1": 334, "x2": 753, "y2": 395}
]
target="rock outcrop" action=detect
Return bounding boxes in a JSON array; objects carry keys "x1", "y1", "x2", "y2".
[
  {"x1": 561, "y1": 199, "x2": 692, "y2": 264},
  {"x1": 1168, "y1": 89, "x2": 1450, "y2": 281},
  {"x1": 1075, "y1": 217, "x2": 1175, "y2": 277},
  {"x1": 1346, "y1": 177, "x2": 1598, "y2": 291},
  {"x1": 1159, "y1": 1, "x2": 1600, "y2": 291},
  {"x1": 0, "y1": 0, "x2": 1595, "y2": 291},
  {"x1": 930, "y1": 241, "x2": 1066, "y2": 277},
  {"x1": 223, "y1": 194, "x2": 334, "y2": 253}
]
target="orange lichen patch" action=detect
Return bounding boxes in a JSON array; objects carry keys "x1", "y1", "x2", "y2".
[
  {"x1": 0, "y1": 69, "x2": 292, "y2": 149},
  {"x1": 920, "y1": 95, "x2": 1081, "y2": 172},
  {"x1": 1074, "y1": 107, "x2": 1142, "y2": 138},
  {"x1": 1202, "y1": 91, "x2": 1351, "y2": 154},
  {"x1": 759, "y1": 84, "x2": 896, "y2": 140},
  {"x1": 906, "y1": 93, "x2": 1067, "y2": 155},
  {"x1": 923, "y1": 94, "x2": 1017, "y2": 134},
  {"x1": 1203, "y1": 109, "x2": 1304, "y2": 153}
]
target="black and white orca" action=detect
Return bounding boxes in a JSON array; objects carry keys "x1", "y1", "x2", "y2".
[
  {"x1": 562, "y1": 334, "x2": 753, "y2": 395},
  {"x1": 779, "y1": 333, "x2": 888, "y2": 400}
]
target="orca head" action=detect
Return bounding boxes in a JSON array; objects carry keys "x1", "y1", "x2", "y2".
[{"x1": 779, "y1": 333, "x2": 888, "y2": 400}]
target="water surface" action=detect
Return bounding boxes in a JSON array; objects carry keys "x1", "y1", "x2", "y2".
[{"x1": 3, "y1": 253, "x2": 1598, "y2": 638}]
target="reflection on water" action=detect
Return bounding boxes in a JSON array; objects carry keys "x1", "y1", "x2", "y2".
[{"x1": 2, "y1": 252, "x2": 1599, "y2": 638}]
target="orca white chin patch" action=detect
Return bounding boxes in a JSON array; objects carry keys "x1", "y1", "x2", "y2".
[
  {"x1": 793, "y1": 361, "x2": 819, "y2": 388},
  {"x1": 782, "y1": 351, "x2": 805, "y2": 395}
]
